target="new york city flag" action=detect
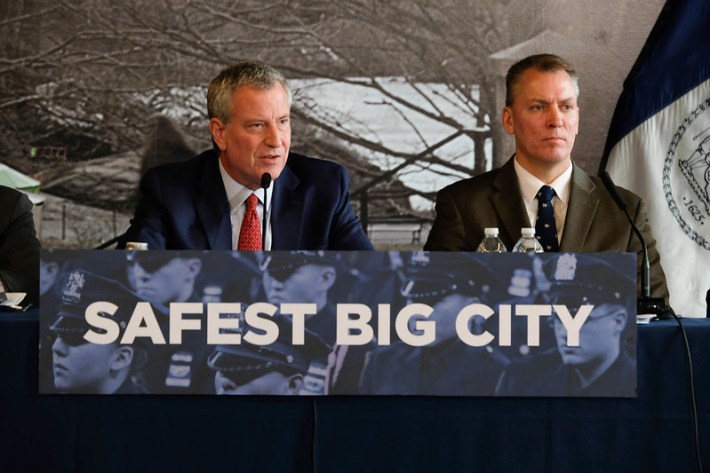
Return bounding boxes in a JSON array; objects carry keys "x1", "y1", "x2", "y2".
[{"x1": 601, "y1": 0, "x2": 710, "y2": 317}]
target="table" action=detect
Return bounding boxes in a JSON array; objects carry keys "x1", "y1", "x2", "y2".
[{"x1": 1, "y1": 310, "x2": 708, "y2": 473}]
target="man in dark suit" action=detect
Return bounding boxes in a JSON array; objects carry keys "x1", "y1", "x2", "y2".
[
  {"x1": 121, "y1": 61, "x2": 373, "y2": 251},
  {"x1": 425, "y1": 54, "x2": 668, "y2": 301},
  {"x1": 0, "y1": 185, "x2": 40, "y2": 306}
]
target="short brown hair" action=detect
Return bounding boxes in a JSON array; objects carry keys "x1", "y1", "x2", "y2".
[
  {"x1": 207, "y1": 61, "x2": 292, "y2": 122},
  {"x1": 505, "y1": 54, "x2": 579, "y2": 106}
]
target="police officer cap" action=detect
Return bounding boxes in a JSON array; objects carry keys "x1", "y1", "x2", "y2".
[
  {"x1": 544, "y1": 253, "x2": 635, "y2": 308},
  {"x1": 260, "y1": 251, "x2": 343, "y2": 282},
  {"x1": 400, "y1": 251, "x2": 496, "y2": 302},
  {"x1": 50, "y1": 269, "x2": 145, "y2": 338},
  {"x1": 126, "y1": 250, "x2": 193, "y2": 274},
  {"x1": 208, "y1": 313, "x2": 331, "y2": 376}
]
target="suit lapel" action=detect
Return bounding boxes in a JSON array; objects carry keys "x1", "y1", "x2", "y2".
[
  {"x1": 195, "y1": 154, "x2": 232, "y2": 250},
  {"x1": 490, "y1": 158, "x2": 530, "y2": 245},
  {"x1": 271, "y1": 164, "x2": 305, "y2": 249},
  {"x1": 559, "y1": 164, "x2": 599, "y2": 252}
]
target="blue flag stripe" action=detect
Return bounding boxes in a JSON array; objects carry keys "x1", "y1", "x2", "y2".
[{"x1": 601, "y1": 0, "x2": 710, "y2": 167}]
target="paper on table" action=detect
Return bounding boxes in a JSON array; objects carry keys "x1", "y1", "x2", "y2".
[{"x1": 0, "y1": 292, "x2": 27, "y2": 310}]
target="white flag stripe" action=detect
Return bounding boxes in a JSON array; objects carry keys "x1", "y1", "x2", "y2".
[{"x1": 606, "y1": 79, "x2": 710, "y2": 317}]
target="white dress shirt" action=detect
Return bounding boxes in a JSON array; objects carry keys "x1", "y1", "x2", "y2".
[
  {"x1": 513, "y1": 158, "x2": 573, "y2": 244},
  {"x1": 219, "y1": 159, "x2": 273, "y2": 250}
]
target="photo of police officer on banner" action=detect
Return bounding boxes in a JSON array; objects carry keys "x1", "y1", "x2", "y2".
[{"x1": 39, "y1": 250, "x2": 636, "y2": 397}]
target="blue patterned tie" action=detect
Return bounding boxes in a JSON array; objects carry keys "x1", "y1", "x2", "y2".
[{"x1": 535, "y1": 185, "x2": 559, "y2": 252}]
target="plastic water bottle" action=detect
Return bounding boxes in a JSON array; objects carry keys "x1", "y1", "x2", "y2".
[
  {"x1": 476, "y1": 227, "x2": 507, "y2": 253},
  {"x1": 512, "y1": 227, "x2": 544, "y2": 253}
]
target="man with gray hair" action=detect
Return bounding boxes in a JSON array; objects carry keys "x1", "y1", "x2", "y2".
[{"x1": 122, "y1": 61, "x2": 372, "y2": 251}]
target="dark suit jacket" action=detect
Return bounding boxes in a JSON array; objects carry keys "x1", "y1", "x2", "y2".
[
  {"x1": 424, "y1": 157, "x2": 669, "y2": 300},
  {"x1": 121, "y1": 150, "x2": 373, "y2": 250},
  {"x1": 0, "y1": 185, "x2": 40, "y2": 306}
]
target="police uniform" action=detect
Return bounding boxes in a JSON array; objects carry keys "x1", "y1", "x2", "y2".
[
  {"x1": 495, "y1": 253, "x2": 636, "y2": 397},
  {"x1": 498, "y1": 350, "x2": 636, "y2": 397},
  {"x1": 487, "y1": 255, "x2": 558, "y2": 363},
  {"x1": 360, "y1": 251, "x2": 505, "y2": 395},
  {"x1": 208, "y1": 313, "x2": 330, "y2": 395},
  {"x1": 260, "y1": 251, "x2": 344, "y2": 348},
  {"x1": 142, "y1": 331, "x2": 216, "y2": 394},
  {"x1": 47, "y1": 270, "x2": 152, "y2": 394},
  {"x1": 126, "y1": 251, "x2": 218, "y2": 394},
  {"x1": 260, "y1": 251, "x2": 372, "y2": 394}
]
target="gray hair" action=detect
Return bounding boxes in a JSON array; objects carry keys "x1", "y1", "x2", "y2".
[{"x1": 207, "y1": 61, "x2": 292, "y2": 122}]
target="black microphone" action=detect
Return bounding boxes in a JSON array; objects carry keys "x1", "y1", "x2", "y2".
[
  {"x1": 600, "y1": 171, "x2": 675, "y2": 320},
  {"x1": 260, "y1": 173, "x2": 271, "y2": 251}
]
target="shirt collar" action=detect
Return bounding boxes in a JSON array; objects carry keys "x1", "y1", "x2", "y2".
[
  {"x1": 218, "y1": 158, "x2": 273, "y2": 213},
  {"x1": 513, "y1": 158, "x2": 573, "y2": 206}
]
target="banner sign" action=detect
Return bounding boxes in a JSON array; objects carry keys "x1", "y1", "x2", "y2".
[{"x1": 39, "y1": 250, "x2": 637, "y2": 397}]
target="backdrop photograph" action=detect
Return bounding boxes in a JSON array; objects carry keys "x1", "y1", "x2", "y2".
[{"x1": 0, "y1": 0, "x2": 664, "y2": 249}]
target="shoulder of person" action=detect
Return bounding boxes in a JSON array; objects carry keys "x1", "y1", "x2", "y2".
[
  {"x1": 0, "y1": 185, "x2": 22, "y2": 201},
  {"x1": 368, "y1": 341, "x2": 420, "y2": 367},
  {"x1": 141, "y1": 149, "x2": 215, "y2": 184},
  {"x1": 438, "y1": 165, "x2": 502, "y2": 198},
  {"x1": 286, "y1": 152, "x2": 344, "y2": 169},
  {"x1": 145, "y1": 149, "x2": 212, "y2": 174},
  {"x1": 286, "y1": 152, "x2": 346, "y2": 173},
  {"x1": 586, "y1": 173, "x2": 643, "y2": 206},
  {"x1": 0, "y1": 185, "x2": 32, "y2": 214}
]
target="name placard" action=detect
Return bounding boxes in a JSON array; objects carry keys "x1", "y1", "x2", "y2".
[{"x1": 39, "y1": 250, "x2": 636, "y2": 397}]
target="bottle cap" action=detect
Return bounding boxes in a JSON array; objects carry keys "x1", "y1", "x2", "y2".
[
  {"x1": 520, "y1": 228, "x2": 535, "y2": 237},
  {"x1": 125, "y1": 242, "x2": 148, "y2": 251},
  {"x1": 484, "y1": 227, "x2": 499, "y2": 236}
]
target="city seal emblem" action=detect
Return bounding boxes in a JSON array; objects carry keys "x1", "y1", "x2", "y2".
[{"x1": 663, "y1": 98, "x2": 710, "y2": 250}]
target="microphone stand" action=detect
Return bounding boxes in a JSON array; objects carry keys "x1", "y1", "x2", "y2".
[
  {"x1": 600, "y1": 172, "x2": 675, "y2": 320},
  {"x1": 260, "y1": 173, "x2": 272, "y2": 251}
]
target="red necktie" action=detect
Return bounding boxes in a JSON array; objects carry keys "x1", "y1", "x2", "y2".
[{"x1": 237, "y1": 194, "x2": 262, "y2": 250}]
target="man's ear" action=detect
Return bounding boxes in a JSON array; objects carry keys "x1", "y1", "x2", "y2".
[
  {"x1": 209, "y1": 118, "x2": 228, "y2": 151},
  {"x1": 501, "y1": 106, "x2": 514, "y2": 135},
  {"x1": 185, "y1": 258, "x2": 202, "y2": 277},
  {"x1": 286, "y1": 374, "x2": 304, "y2": 395},
  {"x1": 318, "y1": 267, "x2": 337, "y2": 292},
  {"x1": 612, "y1": 310, "x2": 628, "y2": 332},
  {"x1": 111, "y1": 346, "x2": 134, "y2": 371}
]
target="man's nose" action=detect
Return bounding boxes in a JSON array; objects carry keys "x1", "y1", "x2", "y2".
[
  {"x1": 547, "y1": 106, "x2": 563, "y2": 127},
  {"x1": 265, "y1": 274, "x2": 284, "y2": 288},
  {"x1": 264, "y1": 126, "x2": 282, "y2": 148},
  {"x1": 215, "y1": 372, "x2": 237, "y2": 394},
  {"x1": 52, "y1": 336, "x2": 67, "y2": 356}
]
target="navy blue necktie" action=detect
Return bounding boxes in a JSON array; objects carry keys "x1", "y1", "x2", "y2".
[{"x1": 535, "y1": 185, "x2": 559, "y2": 252}]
